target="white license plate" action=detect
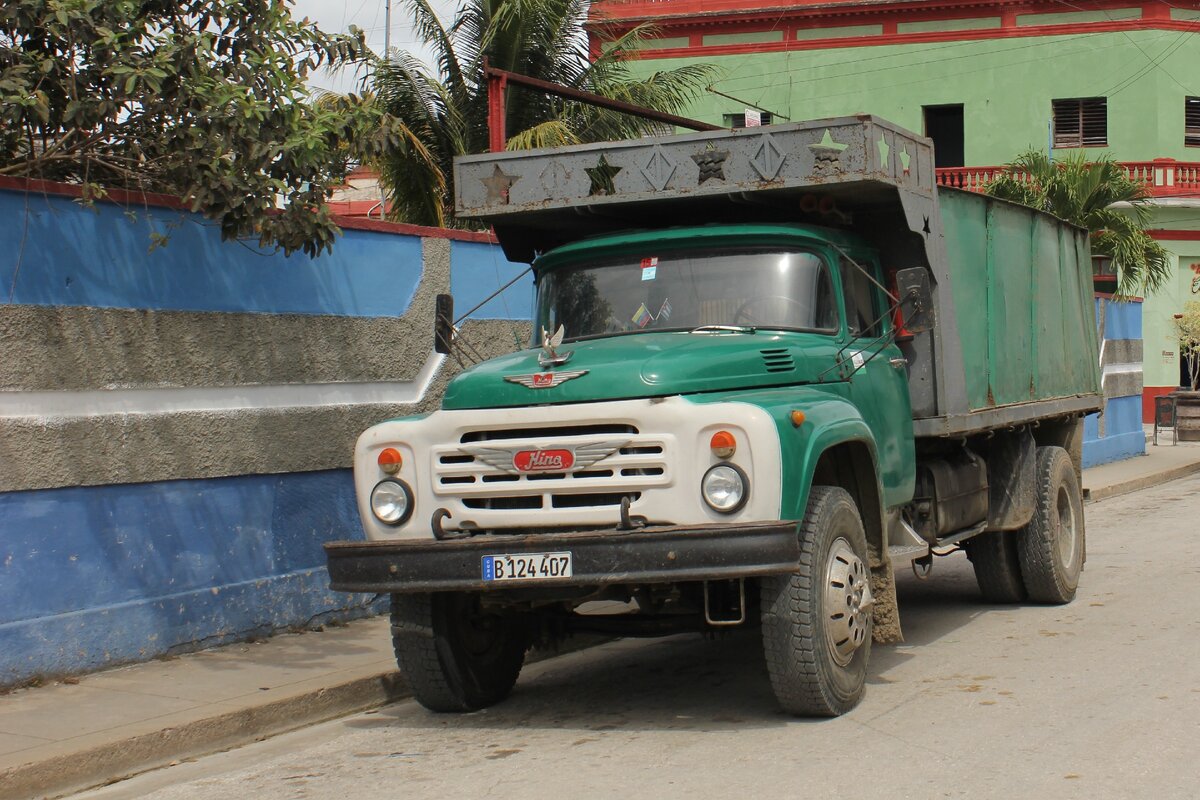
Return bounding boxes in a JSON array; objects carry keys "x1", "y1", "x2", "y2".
[{"x1": 482, "y1": 552, "x2": 573, "y2": 582}]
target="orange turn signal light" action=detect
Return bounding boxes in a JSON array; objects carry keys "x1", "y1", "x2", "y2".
[
  {"x1": 710, "y1": 430, "x2": 737, "y2": 459},
  {"x1": 377, "y1": 447, "x2": 403, "y2": 474},
  {"x1": 790, "y1": 410, "x2": 806, "y2": 427}
]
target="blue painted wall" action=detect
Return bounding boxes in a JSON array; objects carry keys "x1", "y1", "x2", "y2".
[
  {"x1": 1099, "y1": 297, "x2": 1142, "y2": 340},
  {"x1": 0, "y1": 471, "x2": 377, "y2": 683},
  {"x1": 449, "y1": 240, "x2": 534, "y2": 321},
  {"x1": 1083, "y1": 396, "x2": 1145, "y2": 467},
  {"x1": 0, "y1": 184, "x2": 524, "y2": 686},
  {"x1": 1083, "y1": 297, "x2": 1146, "y2": 468},
  {"x1": 0, "y1": 188, "x2": 424, "y2": 316}
]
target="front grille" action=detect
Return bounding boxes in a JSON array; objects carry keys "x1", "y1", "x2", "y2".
[
  {"x1": 460, "y1": 424, "x2": 637, "y2": 443},
  {"x1": 432, "y1": 425, "x2": 671, "y2": 524}
]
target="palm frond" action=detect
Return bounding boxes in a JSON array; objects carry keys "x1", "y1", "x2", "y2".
[
  {"x1": 506, "y1": 119, "x2": 580, "y2": 150},
  {"x1": 399, "y1": 0, "x2": 469, "y2": 102},
  {"x1": 371, "y1": 0, "x2": 716, "y2": 227},
  {"x1": 985, "y1": 147, "x2": 1171, "y2": 298},
  {"x1": 377, "y1": 123, "x2": 448, "y2": 227}
]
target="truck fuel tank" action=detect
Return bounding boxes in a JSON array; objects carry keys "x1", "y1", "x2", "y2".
[{"x1": 911, "y1": 450, "x2": 989, "y2": 541}]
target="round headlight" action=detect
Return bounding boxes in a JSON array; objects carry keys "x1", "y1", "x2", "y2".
[
  {"x1": 371, "y1": 479, "x2": 414, "y2": 525},
  {"x1": 701, "y1": 463, "x2": 748, "y2": 513}
]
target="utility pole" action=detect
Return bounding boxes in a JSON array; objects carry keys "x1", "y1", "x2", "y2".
[
  {"x1": 383, "y1": 0, "x2": 391, "y2": 58},
  {"x1": 378, "y1": 0, "x2": 391, "y2": 220}
]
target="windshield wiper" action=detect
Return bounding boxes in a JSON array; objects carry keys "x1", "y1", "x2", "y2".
[{"x1": 689, "y1": 325, "x2": 757, "y2": 335}]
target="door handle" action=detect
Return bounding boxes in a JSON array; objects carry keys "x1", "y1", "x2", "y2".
[{"x1": 889, "y1": 357, "x2": 908, "y2": 369}]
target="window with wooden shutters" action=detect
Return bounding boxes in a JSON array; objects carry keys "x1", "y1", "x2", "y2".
[
  {"x1": 1187, "y1": 97, "x2": 1200, "y2": 147},
  {"x1": 1052, "y1": 97, "x2": 1107, "y2": 148}
]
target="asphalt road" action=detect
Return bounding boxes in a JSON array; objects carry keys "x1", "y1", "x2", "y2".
[{"x1": 76, "y1": 475, "x2": 1200, "y2": 800}]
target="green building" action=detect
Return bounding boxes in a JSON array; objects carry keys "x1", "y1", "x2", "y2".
[{"x1": 590, "y1": 0, "x2": 1200, "y2": 417}]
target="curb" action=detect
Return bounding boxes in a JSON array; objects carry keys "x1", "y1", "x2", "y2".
[
  {"x1": 1084, "y1": 459, "x2": 1200, "y2": 504},
  {"x1": 0, "y1": 634, "x2": 609, "y2": 800},
  {"x1": 0, "y1": 672, "x2": 409, "y2": 800}
]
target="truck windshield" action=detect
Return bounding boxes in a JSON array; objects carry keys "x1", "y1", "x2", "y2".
[{"x1": 535, "y1": 248, "x2": 838, "y2": 341}]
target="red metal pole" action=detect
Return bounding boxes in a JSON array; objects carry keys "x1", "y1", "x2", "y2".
[
  {"x1": 485, "y1": 65, "x2": 720, "y2": 133},
  {"x1": 487, "y1": 65, "x2": 508, "y2": 153},
  {"x1": 482, "y1": 63, "x2": 721, "y2": 150}
]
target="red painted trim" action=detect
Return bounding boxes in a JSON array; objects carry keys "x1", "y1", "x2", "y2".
[
  {"x1": 0, "y1": 175, "x2": 496, "y2": 244},
  {"x1": 1144, "y1": 386, "x2": 1179, "y2": 424},
  {"x1": 610, "y1": 19, "x2": 1200, "y2": 59},
  {"x1": 1142, "y1": 1, "x2": 1171, "y2": 21},
  {"x1": 590, "y1": 0, "x2": 1155, "y2": 26},
  {"x1": 0, "y1": 175, "x2": 189, "y2": 210},
  {"x1": 1147, "y1": 230, "x2": 1200, "y2": 241},
  {"x1": 333, "y1": 215, "x2": 497, "y2": 243},
  {"x1": 589, "y1": 0, "x2": 1200, "y2": 57}
]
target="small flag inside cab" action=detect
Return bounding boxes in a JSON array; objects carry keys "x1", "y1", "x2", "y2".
[{"x1": 632, "y1": 303, "x2": 653, "y2": 328}]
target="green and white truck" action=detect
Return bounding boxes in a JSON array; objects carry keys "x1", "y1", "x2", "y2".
[{"x1": 324, "y1": 116, "x2": 1101, "y2": 717}]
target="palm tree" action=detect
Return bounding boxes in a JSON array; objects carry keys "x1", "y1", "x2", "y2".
[
  {"x1": 372, "y1": 0, "x2": 716, "y2": 228},
  {"x1": 985, "y1": 150, "x2": 1170, "y2": 297}
]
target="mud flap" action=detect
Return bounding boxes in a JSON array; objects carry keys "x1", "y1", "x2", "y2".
[{"x1": 870, "y1": 564, "x2": 903, "y2": 644}]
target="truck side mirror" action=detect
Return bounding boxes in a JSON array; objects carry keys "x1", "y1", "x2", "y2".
[
  {"x1": 895, "y1": 267, "x2": 936, "y2": 334},
  {"x1": 434, "y1": 293, "x2": 455, "y2": 354}
]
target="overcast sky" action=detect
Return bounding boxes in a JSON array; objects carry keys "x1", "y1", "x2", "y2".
[{"x1": 291, "y1": 0, "x2": 461, "y2": 93}]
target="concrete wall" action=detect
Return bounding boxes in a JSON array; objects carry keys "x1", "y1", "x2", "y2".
[
  {"x1": 1083, "y1": 297, "x2": 1146, "y2": 467},
  {"x1": 0, "y1": 180, "x2": 532, "y2": 686}
]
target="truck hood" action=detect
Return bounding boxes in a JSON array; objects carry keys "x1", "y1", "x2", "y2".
[{"x1": 441, "y1": 331, "x2": 835, "y2": 410}]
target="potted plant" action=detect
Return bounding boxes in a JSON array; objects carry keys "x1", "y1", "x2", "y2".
[
  {"x1": 1177, "y1": 302, "x2": 1200, "y2": 392},
  {"x1": 1173, "y1": 302, "x2": 1200, "y2": 440}
]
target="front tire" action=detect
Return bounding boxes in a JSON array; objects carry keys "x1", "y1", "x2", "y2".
[
  {"x1": 761, "y1": 486, "x2": 873, "y2": 717},
  {"x1": 390, "y1": 593, "x2": 529, "y2": 713},
  {"x1": 1016, "y1": 446, "x2": 1085, "y2": 603}
]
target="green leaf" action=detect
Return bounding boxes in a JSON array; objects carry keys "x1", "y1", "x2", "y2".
[{"x1": 0, "y1": 0, "x2": 373, "y2": 255}]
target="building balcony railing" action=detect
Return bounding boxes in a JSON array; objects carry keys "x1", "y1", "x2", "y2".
[{"x1": 935, "y1": 159, "x2": 1200, "y2": 197}]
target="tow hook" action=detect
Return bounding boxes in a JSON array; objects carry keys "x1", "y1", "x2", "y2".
[
  {"x1": 431, "y1": 508, "x2": 472, "y2": 541},
  {"x1": 618, "y1": 496, "x2": 647, "y2": 531}
]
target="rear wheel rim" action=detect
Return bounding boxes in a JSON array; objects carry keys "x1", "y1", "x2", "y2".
[
  {"x1": 1056, "y1": 485, "x2": 1078, "y2": 571},
  {"x1": 824, "y1": 538, "x2": 872, "y2": 667}
]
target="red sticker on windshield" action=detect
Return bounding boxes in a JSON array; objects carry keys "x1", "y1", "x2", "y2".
[{"x1": 641, "y1": 257, "x2": 659, "y2": 281}]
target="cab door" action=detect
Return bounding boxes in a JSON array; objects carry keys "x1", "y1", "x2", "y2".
[{"x1": 836, "y1": 252, "x2": 916, "y2": 507}]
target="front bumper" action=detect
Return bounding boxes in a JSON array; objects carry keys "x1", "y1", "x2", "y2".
[{"x1": 324, "y1": 521, "x2": 799, "y2": 594}]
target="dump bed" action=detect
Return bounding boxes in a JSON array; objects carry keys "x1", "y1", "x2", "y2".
[
  {"x1": 454, "y1": 115, "x2": 1101, "y2": 437},
  {"x1": 938, "y1": 189, "x2": 1100, "y2": 426}
]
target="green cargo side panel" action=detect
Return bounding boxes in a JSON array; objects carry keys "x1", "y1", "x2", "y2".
[{"x1": 938, "y1": 189, "x2": 1100, "y2": 412}]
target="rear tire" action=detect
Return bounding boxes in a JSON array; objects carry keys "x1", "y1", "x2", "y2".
[
  {"x1": 964, "y1": 531, "x2": 1027, "y2": 603},
  {"x1": 390, "y1": 593, "x2": 529, "y2": 713},
  {"x1": 1016, "y1": 446, "x2": 1085, "y2": 603},
  {"x1": 761, "y1": 486, "x2": 872, "y2": 717}
]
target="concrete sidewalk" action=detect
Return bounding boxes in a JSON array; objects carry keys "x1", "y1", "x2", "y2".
[{"x1": 3, "y1": 441, "x2": 1199, "y2": 800}]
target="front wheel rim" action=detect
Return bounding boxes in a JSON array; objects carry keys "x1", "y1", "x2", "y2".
[{"x1": 824, "y1": 538, "x2": 873, "y2": 667}]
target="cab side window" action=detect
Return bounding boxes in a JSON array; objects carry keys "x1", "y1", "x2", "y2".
[{"x1": 839, "y1": 256, "x2": 883, "y2": 337}]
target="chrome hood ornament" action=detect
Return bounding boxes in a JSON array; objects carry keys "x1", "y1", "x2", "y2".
[{"x1": 538, "y1": 324, "x2": 573, "y2": 367}]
